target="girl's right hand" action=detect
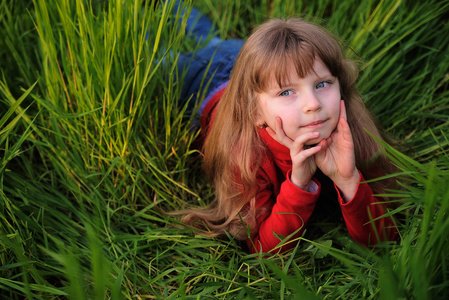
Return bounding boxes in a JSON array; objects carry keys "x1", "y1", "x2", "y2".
[{"x1": 265, "y1": 117, "x2": 322, "y2": 191}]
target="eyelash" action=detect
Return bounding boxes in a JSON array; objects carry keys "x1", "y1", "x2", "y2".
[
  {"x1": 316, "y1": 80, "x2": 331, "y2": 89},
  {"x1": 278, "y1": 80, "x2": 332, "y2": 96},
  {"x1": 279, "y1": 90, "x2": 293, "y2": 97}
]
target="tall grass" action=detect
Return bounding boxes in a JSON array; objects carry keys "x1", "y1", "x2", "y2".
[{"x1": 1, "y1": 0, "x2": 448, "y2": 298}]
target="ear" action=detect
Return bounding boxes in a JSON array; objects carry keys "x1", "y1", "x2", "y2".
[
  {"x1": 255, "y1": 113, "x2": 266, "y2": 128},
  {"x1": 253, "y1": 96, "x2": 266, "y2": 127}
]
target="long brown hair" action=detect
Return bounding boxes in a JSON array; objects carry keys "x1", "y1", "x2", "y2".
[{"x1": 181, "y1": 18, "x2": 396, "y2": 239}]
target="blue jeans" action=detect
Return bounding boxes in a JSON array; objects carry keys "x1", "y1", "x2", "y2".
[{"x1": 174, "y1": 2, "x2": 244, "y2": 111}]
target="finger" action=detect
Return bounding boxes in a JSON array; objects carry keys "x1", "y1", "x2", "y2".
[
  {"x1": 292, "y1": 145, "x2": 322, "y2": 168},
  {"x1": 291, "y1": 131, "x2": 320, "y2": 154},
  {"x1": 336, "y1": 114, "x2": 348, "y2": 132},
  {"x1": 292, "y1": 143, "x2": 322, "y2": 162},
  {"x1": 318, "y1": 137, "x2": 332, "y2": 151},
  {"x1": 265, "y1": 119, "x2": 292, "y2": 148},
  {"x1": 265, "y1": 126, "x2": 277, "y2": 140},
  {"x1": 273, "y1": 117, "x2": 294, "y2": 149},
  {"x1": 334, "y1": 116, "x2": 355, "y2": 148},
  {"x1": 338, "y1": 117, "x2": 353, "y2": 141},
  {"x1": 340, "y1": 100, "x2": 347, "y2": 121},
  {"x1": 314, "y1": 138, "x2": 331, "y2": 160}
]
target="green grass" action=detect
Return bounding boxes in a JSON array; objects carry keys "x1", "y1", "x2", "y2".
[{"x1": 1, "y1": 0, "x2": 449, "y2": 298}]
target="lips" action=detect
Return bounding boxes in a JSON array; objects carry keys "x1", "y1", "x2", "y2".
[{"x1": 301, "y1": 119, "x2": 327, "y2": 128}]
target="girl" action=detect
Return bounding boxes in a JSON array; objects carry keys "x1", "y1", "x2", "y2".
[{"x1": 173, "y1": 3, "x2": 397, "y2": 253}]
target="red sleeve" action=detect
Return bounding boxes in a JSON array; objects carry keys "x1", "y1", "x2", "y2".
[
  {"x1": 337, "y1": 171, "x2": 397, "y2": 246},
  {"x1": 248, "y1": 170, "x2": 320, "y2": 254}
]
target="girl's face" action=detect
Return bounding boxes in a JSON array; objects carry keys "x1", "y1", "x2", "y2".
[{"x1": 256, "y1": 58, "x2": 341, "y2": 145}]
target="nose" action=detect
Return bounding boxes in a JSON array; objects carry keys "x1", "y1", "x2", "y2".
[{"x1": 302, "y1": 90, "x2": 322, "y2": 113}]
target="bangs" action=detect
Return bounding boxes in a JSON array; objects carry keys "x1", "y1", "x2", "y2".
[
  {"x1": 250, "y1": 32, "x2": 317, "y2": 93},
  {"x1": 241, "y1": 18, "x2": 344, "y2": 94}
]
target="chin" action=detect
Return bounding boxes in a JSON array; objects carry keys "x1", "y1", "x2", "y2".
[{"x1": 304, "y1": 132, "x2": 331, "y2": 146}]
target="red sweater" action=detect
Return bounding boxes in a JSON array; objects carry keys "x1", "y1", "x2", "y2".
[{"x1": 201, "y1": 87, "x2": 396, "y2": 253}]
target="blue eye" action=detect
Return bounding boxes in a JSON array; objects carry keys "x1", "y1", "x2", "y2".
[
  {"x1": 279, "y1": 90, "x2": 293, "y2": 96},
  {"x1": 316, "y1": 81, "x2": 330, "y2": 89}
]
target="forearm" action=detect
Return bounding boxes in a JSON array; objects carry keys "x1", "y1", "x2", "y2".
[
  {"x1": 338, "y1": 172, "x2": 397, "y2": 246},
  {"x1": 249, "y1": 174, "x2": 320, "y2": 253}
]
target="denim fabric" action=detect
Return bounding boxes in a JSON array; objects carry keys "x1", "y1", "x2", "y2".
[
  {"x1": 178, "y1": 39, "x2": 244, "y2": 110},
  {"x1": 174, "y1": 2, "x2": 244, "y2": 110}
]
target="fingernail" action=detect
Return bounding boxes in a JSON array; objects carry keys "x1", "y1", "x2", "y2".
[{"x1": 314, "y1": 132, "x2": 319, "y2": 136}]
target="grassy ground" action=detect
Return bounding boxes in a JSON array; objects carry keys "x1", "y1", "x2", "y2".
[{"x1": 1, "y1": 0, "x2": 449, "y2": 298}]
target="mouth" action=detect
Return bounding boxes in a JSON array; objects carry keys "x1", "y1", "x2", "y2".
[{"x1": 301, "y1": 119, "x2": 327, "y2": 129}]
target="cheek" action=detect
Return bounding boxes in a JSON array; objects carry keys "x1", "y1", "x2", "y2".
[
  {"x1": 329, "y1": 91, "x2": 342, "y2": 114},
  {"x1": 259, "y1": 101, "x2": 279, "y2": 123}
]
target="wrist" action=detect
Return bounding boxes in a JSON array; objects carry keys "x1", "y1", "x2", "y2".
[
  {"x1": 290, "y1": 175, "x2": 311, "y2": 191},
  {"x1": 334, "y1": 169, "x2": 360, "y2": 202}
]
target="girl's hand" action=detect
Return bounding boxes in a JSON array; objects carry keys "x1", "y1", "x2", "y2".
[
  {"x1": 266, "y1": 117, "x2": 322, "y2": 191},
  {"x1": 315, "y1": 100, "x2": 359, "y2": 201}
]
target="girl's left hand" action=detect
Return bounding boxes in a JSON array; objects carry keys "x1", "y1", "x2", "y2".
[{"x1": 315, "y1": 100, "x2": 359, "y2": 202}]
